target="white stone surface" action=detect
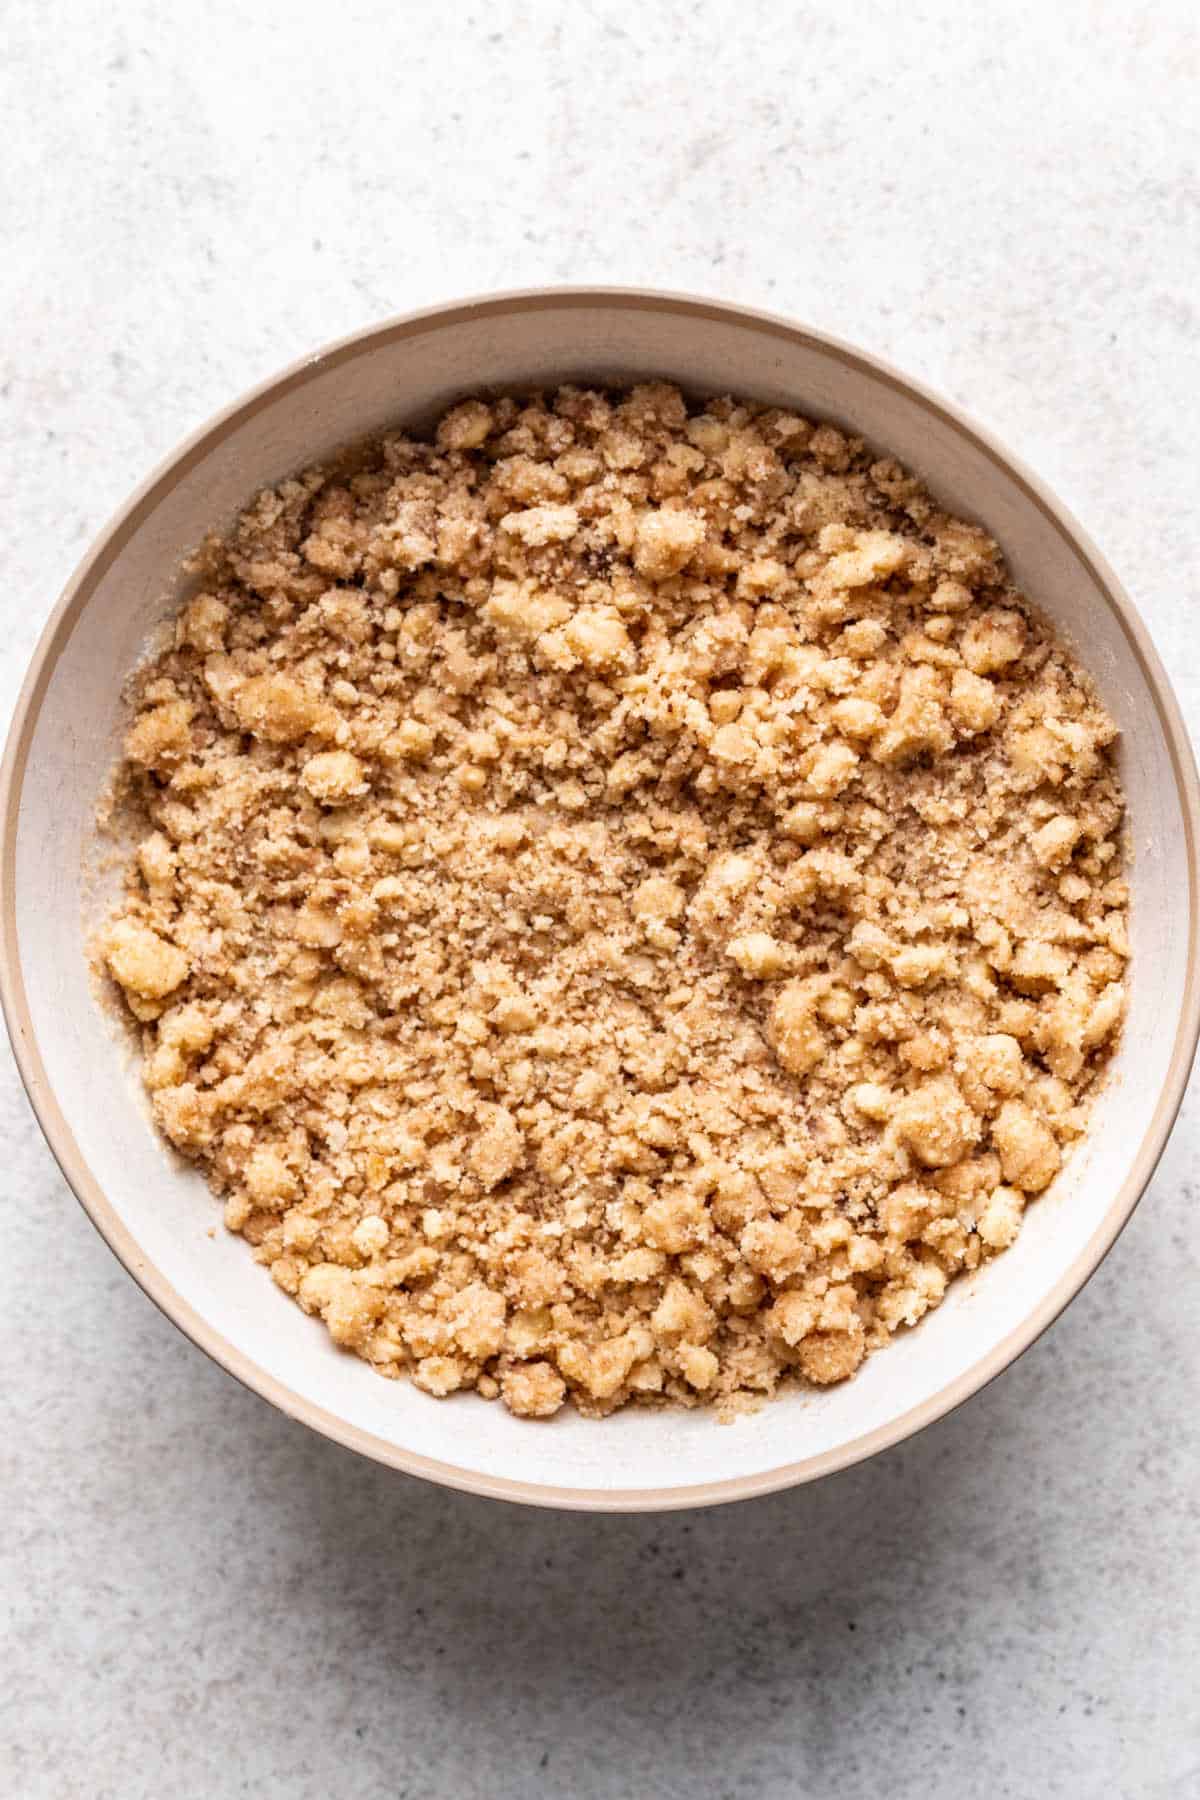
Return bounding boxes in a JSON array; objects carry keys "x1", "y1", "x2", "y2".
[{"x1": 3, "y1": 2, "x2": 1198, "y2": 1794}]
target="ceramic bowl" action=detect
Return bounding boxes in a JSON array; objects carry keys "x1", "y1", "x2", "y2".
[{"x1": 3, "y1": 289, "x2": 1197, "y2": 1510}]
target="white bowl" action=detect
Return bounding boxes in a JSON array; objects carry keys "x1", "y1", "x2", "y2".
[{"x1": 3, "y1": 289, "x2": 1198, "y2": 1510}]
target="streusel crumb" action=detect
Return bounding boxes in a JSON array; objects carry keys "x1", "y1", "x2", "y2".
[{"x1": 98, "y1": 384, "x2": 1127, "y2": 1418}]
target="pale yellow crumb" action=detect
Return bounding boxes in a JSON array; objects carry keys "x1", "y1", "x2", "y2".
[{"x1": 97, "y1": 381, "x2": 1128, "y2": 1420}]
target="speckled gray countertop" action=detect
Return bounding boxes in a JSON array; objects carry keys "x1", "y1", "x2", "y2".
[{"x1": 3, "y1": 3, "x2": 1199, "y2": 1795}]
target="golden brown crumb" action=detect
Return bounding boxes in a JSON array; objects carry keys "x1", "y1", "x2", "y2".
[{"x1": 97, "y1": 383, "x2": 1127, "y2": 1419}]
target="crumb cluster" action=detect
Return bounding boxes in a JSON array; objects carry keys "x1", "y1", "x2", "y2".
[{"x1": 99, "y1": 383, "x2": 1128, "y2": 1418}]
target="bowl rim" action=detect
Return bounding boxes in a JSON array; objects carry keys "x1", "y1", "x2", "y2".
[{"x1": 3, "y1": 285, "x2": 1198, "y2": 1512}]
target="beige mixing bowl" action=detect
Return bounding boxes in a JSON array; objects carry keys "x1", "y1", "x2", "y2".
[{"x1": 3, "y1": 289, "x2": 1197, "y2": 1509}]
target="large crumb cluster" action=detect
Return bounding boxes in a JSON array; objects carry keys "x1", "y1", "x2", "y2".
[{"x1": 99, "y1": 383, "x2": 1128, "y2": 1418}]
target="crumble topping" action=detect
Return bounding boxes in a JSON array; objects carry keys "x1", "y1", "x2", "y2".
[{"x1": 98, "y1": 383, "x2": 1127, "y2": 1418}]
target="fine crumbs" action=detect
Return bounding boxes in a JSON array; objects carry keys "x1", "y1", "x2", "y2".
[{"x1": 98, "y1": 384, "x2": 1128, "y2": 1419}]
